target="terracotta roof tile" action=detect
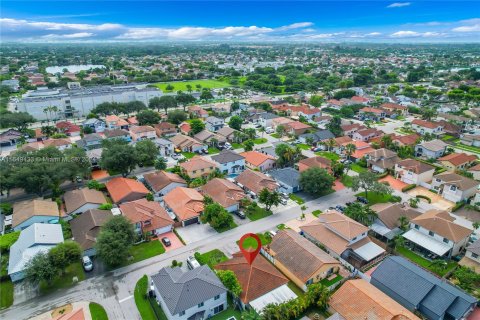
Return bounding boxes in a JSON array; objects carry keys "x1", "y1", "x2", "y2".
[
  {"x1": 412, "y1": 209, "x2": 473, "y2": 242},
  {"x1": 119, "y1": 199, "x2": 173, "y2": 232},
  {"x1": 105, "y1": 177, "x2": 149, "y2": 203},
  {"x1": 439, "y1": 153, "x2": 477, "y2": 166},
  {"x1": 163, "y1": 187, "x2": 204, "y2": 221},
  {"x1": 200, "y1": 178, "x2": 246, "y2": 208},
  {"x1": 240, "y1": 151, "x2": 275, "y2": 167},
  {"x1": 235, "y1": 169, "x2": 278, "y2": 194}
]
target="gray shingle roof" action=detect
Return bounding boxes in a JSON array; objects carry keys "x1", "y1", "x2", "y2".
[
  {"x1": 371, "y1": 256, "x2": 477, "y2": 319},
  {"x1": 151, "y1": 265, "x2": 226, "y2": 315},
  {"x1": 269, "y1": 168, "x2": 300, "y2": 187},
  {"x1": 300, "y1": 129, "x2": 335, "y2": 142},
  {"x1": 211, "y1": 150, "x2": 244, "y2": 164}
]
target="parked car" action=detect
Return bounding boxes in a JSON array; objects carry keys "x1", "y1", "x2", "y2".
[
  {"x1": 234, "y1": 210, "x2": 246, "y2": 219},
  {"x1": 82, "y1": 256, "x2": 93, "y2": 272},
  {"x1": 187, "y1": 256, "x2": 201, "y2": 269},
  {"x1": 268, "y1": 230, "x2": 277, "y2": 238},
  {"x1": 335, "y1": 205, "x2": 346, "y2": 212},
  {"x1": 280, "y1": 198, "x2": 287, "y2": 205},
  {"x1": 161, "y1": 237, "x2": 171, "y2": 247},
  {"x1": 356, "y1": 196, "x2": 369, "y2": 204}
]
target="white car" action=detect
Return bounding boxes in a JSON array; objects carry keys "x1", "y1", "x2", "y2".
[
  {"x1": 82, "y1": 256, "x2": 93, "y2": 272},
  {"x1": 187, "y1": 256, "x2": 201, "y2": 270}
]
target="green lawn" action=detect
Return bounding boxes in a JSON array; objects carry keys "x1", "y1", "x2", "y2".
[
  {"x1": 314, "y1": 151, "x2": 340, "y2": 161},
  {"x1": 289, "y1": 193, "x2": 305, "y2": 205},
  {"x1": 207, "y1": 147, "x2": 221, "y2": 154},
  {"x1": 396, "y1": 246, "x2": 457, "y2": 277},
  {"x1": 277, "y1": 223, "x2": 286, "y2": 230},
  {"x1": 271, "y1": 133, "x2": 281, "y2": 138},
  {"x1": 0, "y1": 231, "x2": 20, "y2": 253},
  {"x1": 89, "y1": 302, "x2": 108, "y2": 320},
  {"x1": 320, "y1": 274, "x2": 343, "y2": 287},
  {"x1": 288, "y1": 281, "x2": 305, "y2": 297},
  {"x1": 312, "y1": 210, "x2": 322, "y2": 217},
  {"x1": 454, "y1": 143, "x2": 480, "y2": 154},
  {"x1": 153, "y1": 80, "x2": 230, "y2": 92},
  {"x1": 231, "y1": 143, "x2": 243, "y2": 149},
  {"x1": 246, "y1": 206, "x2": 272, "y2": 221},
  {"x1": 355, "y1": 192, "x2": 393, "y2": 205},
  {"x1": 129, "y1": 241, "x2": 166, "y2": 264},
  {"x1": 350, "y1": 164, "x2": 367, "y2": 173},
  {"x1": 297, "y1": 143, "x2": 311, "y2": 150},
  {"x1": 209, "y1": 302, "x2": 242, "y2": 320},
  {"x1": 441, "y1": 134, "x2": 455, "y2": 141},
  {"x1": 252, "y1": 138, "x2": 268, "y2": 145},
  {"x1": 237, "y1": 232, "x2": 272, "y2": 249},
  {"x1": 0, "y1": 280, "x2": 13, "y2": 309},
  {"x1": 213, "y1": 221, "x2": 238, "y2": 233},
  {"x1": 134, "y1": 275, "x2": 157, "y2": 320},
  {"x1": 182, "y1": 152, "x2": 196, "y2": 159},
  {"x1": 195, "y1": 249, "x2": 228, "y2": 268},
  {"x1": 341, "y1": 175, "x2": 353, "y2": 187},
  {"x1": 40, "y1": 262, "x2": 85, "y2": 294}
]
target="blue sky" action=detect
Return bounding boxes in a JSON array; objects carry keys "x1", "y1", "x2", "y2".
[{"x1": 1, "y1": 1, "x2": 479, "y2": 42}]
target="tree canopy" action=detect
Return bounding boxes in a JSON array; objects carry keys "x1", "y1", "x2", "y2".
[
  {"x1": 95, "y1": 215, "x2": 135, "y2": 267},
  {"x1": 299, "y1": 167, "x2": 334, "y2": 195}
]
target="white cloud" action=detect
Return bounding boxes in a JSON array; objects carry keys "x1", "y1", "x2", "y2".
[
  {"x1": 42, "y1": 32, "x2": 94, "y2": 39},
  {"x1": 390, "y1": 30, "x2": 445, "y2": 38},
  {"x1": 387, "y1": 2, "x2": 411, "y2": 8},
  {"x1": 365, "y1": 32, "x2": 382, "y2": 36},
  {"x1": 453, "y1": 24, "x2": 480, "y2": 32},
  {"x1": 276, "y1": 22, "x2": 313, "y2": 31}
]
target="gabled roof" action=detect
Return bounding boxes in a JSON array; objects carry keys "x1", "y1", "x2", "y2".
[
  {"x1": 412, "y1": 119, "x2": 441, "y2": 129},
  {"x1": 70, "y1": 209, "x2": 112, "y2": 251},
  {"x1": 300, "y1": 130, "x2": 335, "y2": 142},
  {"x1": 433, "y1": 172, "x2": 479, "y2": 191},
  {"x1": 64, "y1": 188, "x2": 107, "y2": 214},
  {"x1": 201, "y1": 178, "x2": 246, "y2": 208},
  {"x1": 269, "y1": 168, "x2": 300, "y2": 187},
  {"x1": 298, "y1": 156, "x2": 331, "y2": 171},
  {"x1": 234, "y1": 169, "x2": 278, "y2": 194},
  {"x1": 216, "y1": 126, "x2": 236, "y2": 137},
  {"x1": 104, "y1": 128, "x2": 129, "y2": 138},
  {"x1": 412, "y1": 209, "x2": 472, "y2": 242},
  {"x1": 417, "y1": 139, "x2": 448, "y2": 152},
  {"x1": 370, "y1": 203, "x2": 421, "y2": 230},
  {"x1": 371, "y1": 256, "x2": 477, "y2": 320},
  {"x1": 215, "y1": 252, "x2": 289, "y2": 303},
  {"x1": 151, "y1": 266, "x2": 226, "y2": 315},
  {"x1": 330, "y1": 279, "x2": 419, "y2": 320},
  {"x1": 12, "y1": 199, "x2": 60, "y2": 228},
  {"x1": 144, "y1": 170, "x2": 187, "y2": 192},
  {"x1": 8, "y1": 223, "x2": 64, "y2": 275},
  {"x1": 163, "y1": 187, "x2": 204, "y2": 221},
  {"x1": 392, "y1": 133, "x2": 420, "y2": 146},
  {"x1": 466, "y1": 239, "x2": 480, "y2": 256},
  {"x1": 179, "y1": 156, "x2": 218, "y2": 172},
  {"x1": 105, "y1": 177, "x2": 149, "y2": 203},
  {"x1": 130, "y1": 125, "x2": 155, "y2": 134},
  {"x1": 267, "y1": 229, "x2": 339, "y2": 282},
  {"x1": 396, "y1": 158, "x2": 435, "y2": 174},
  {"x1": 211, "y1": 150, "x2": 245, "y2": 164},
  {"x1": 439, "y1": 153, "x2": 477, "y2": 166},
  {"x1": 241, "y1": 151, "x2": 275, "y2": 167},
  {"x1": 119, "y1": 199, "x2": 174, "y2": 232}
]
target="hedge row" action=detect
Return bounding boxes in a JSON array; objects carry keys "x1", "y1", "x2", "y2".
[
  {"x1": 401, "y1": 184, "x2": 417, "y2": 192},
  {"x1": 415, "y1": 195, "x2": 432, "y2": 203},
  {"x1": 452, "y1": 202, "x2": 465, "y2": 212}
]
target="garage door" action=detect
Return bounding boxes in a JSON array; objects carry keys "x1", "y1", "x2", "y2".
[
  {"x1": 183, "y1": 217, "x2": 199, "y2": 226},
  {"x1": 156, "y1": 225, "x2": 173, "y2": 235}
]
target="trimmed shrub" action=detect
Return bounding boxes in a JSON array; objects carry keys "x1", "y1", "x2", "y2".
[
  {"x1": 402, "y1": 184, "x2": 417, "y2": 192},
  {"x1": 452, "y1": 202, "x2": 465, "y2": 212},
  {"x1": 416, "y1": 194, "x2": 432, "y2": 203},
  {"x1": 376, "y1": 172, "x2": 389, "y2": 179}
]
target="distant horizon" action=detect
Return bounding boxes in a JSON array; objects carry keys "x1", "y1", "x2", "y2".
[{"x1": 1, "y1": 1, "x2": 480, "y2": 43}]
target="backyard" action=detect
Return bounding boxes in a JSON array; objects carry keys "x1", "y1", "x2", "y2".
[
  {"x1": 396, "y1": 246, "x2": 457, "y2": 277},
  {"x1": 237, "y1": 232, "x2": 272, "y2": 249},
  {"x1": 153, "y1": 80, "x2": 230, "y2": 92}
]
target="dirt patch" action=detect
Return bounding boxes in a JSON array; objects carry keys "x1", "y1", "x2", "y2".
[
  {"x1": 51, "y1": 304, "x2": 72, "y2": 318},
  {"x1": 406, "y1": 186, "x2": 455, "y2": 211}
]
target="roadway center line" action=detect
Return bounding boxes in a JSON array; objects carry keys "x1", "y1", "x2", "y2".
[{"x1": 118, "y1": 295, "x2": 134, "y2": 303}]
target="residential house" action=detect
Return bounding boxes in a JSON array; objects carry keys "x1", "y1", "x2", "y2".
[
  {"x1": 459, "y1": 239, "x2": 480, "y2": 273},
  {"x1": 467, "y1": 162, "x2": 480, "y2": 180},
  {"x1": 263, "y1": 229, "x2": 341, "y2": 291},
  {"x1": 70, "y1": 209, "x2": 113, "y2": 256},
  {"x1": 76, "y1": 133, "x2": 103, "y2": 150},
  {"x1": 341, "y1": 123, "x2": 366, "y2": 138},
  {"x1": 129, "y1": 125, "x2": 156, "y2": 141},
  {"x1": 234, "y1": 169, "x2": 278, "y2": 197},
  {"x1": 431, "y1": 172, "x2": 479, "y2": 202},
  {"x1": 178, "y1": 122, "x2": 192, "y2": 135},
  {"x1": 300, "y1": 211, "x2": 386, "y2": 269},
  {"x1": 365, "y1": 148, "x2": 400, "y2": 173},
  {"x1": 19, "y1": 141, "x2": 44, "y2": 153},
  {"x1": 411, "y1": 119, "x2": 443, "y2": 136},
  {"x1": 415, "y1": 139, "x2": 448, "y2": 159},
  {"x1": 350, "y1": 140, "x2": 375, "y2": 160},
  {"x1": 371, "y1": 256, "x2": 477, "y2": 320},
  {"x1": 43, "y1": 138, "x2": 72, "y2": 151},
  {"x1": 298, "y1": 130, "x2": 335, "y2": 145},
  {"x1": 205, "y1": 116, "x2": 224, "y2": 132},
  {"x1": 193, "y1": 130, "x2": 226, "y2": 147},
  {"x1": 127, "y1": 116, "x2": 138, "y2": 126},
  {"x1": 332, "y1": 136, "x2": 354, "y2": 154},
  {"x1": 438, "y1": 153, "x2": 477, "y2": 172},
  {"x1": 370, "y1": 203, "x2": 421, "y2": 240},
  {"x1": 216, "y1": 126, "x2": 238, "y2": 142},
  {"x1": 201, "y1": 178, "x2": 246, "y2": 212},
  {"x1": 297, "y1": 156, "x2": 332, "y2": 173},
  {"x1": 153, "y1": 138, "x2": 174, "y2": 157},
  {"x1": 460, "y1": 134, "x2": 480, "y2": 147},
  {"x1": 284, "y1": 121, "x2": 312, "y2": 136},
  {"x1": 104, "y1": 128, "x2": 131, "y2": 142},
  {"x1": 392, "y1": 133, "x2": 420, "y2": 147},
  {"x1": 438, "y1": 120, "x2": 461, "y2": 137},
  {"x1": 8, "y1": 223, "x2": 63, "y2": 282},
  {"x1": 241, "y1": 151, "x2": 276, "y2": 172},
  {"x1": 63, "y1": 188, "x2": 107, "y2": 216},
  {"x1": 105, "y1": 177, "x2": 149, "y2": 204},
  {"x1": 82, "y1": 118, "x2": 105, "y2": 133},
  {"x1": 12, "y1": 199, "x2": 60, "y2": 231},
  {"x1": 119, "y1": 199, "x2": 174, "y2": 236},
  {"x1": 105, "y1": 115, "x2": 129, "y2": 130},
  {"x1": 403, "y1": 209, "x2": 473, "y2": 258},
  {"x1": 154, "y1": 122, "x2": 177, "y2": 137},
  {"x1": 163, "y1": 187, "x2": 204, "y2": 226},
  {"x1": 211, "y1": 150, "x2": 245, "y2": 175},
  {"x1": 352, "y1": 128, "x2": 382, "y2": 142},
  {"x1": 380, "y1": 103, "x2": 409, "y2": 116},
  {"x1": 56, "y1": 121, "x2": 81, "y2": 137},
  {"x1": 257, "y1": 112, "x2": 279, "y2": 128},
  {"x1": 151, "y1": 266, "x2": 227, "y2": 320},
  {"x1": 188, "y1": 105, "x2": 209, "y2": 119},
  {"x1": 215, "y1": 252, "x2": 297, "y2": 313},
  {"x1": 144, "y1": 170, "x2": 187, "y2": 197},
  {"x1": 170, "y1": 134, "x2": 206, "y2": 153},
  {"x1": 328, "y1": 279, "x2": 420, "y2": 320},
  {"x1": 394, "y1": 158, "x2": 436, "y2": 185},
  {"x1": 358, "y1": 107, "x2": 386, "y2": 121},
  {"x1": 269, "y1": 168, "x2": 301, "y2": 194},
  {"x1": 271, "y1": 117, "x2": 294, "y2": 130},
  {"x1": 86, "y1": 148, "x2": 102, "y2": 169},
  {"x1": 179, "y1": 156, "x2": 218, "y2": 178}
]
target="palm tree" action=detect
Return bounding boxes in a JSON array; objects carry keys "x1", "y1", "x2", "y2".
[
  {"x1": 326, "y1": 138, "x2": 336, "y2": 151},
  {"x1": 345, "y1": 143, "x2": 356, "y2": 160},
  {"x1": 51, "y1": 106, "x2": 59, "y2": 123},
  {"x1": 394, "y1": 235, "x2": 405, "y2": 249},
  {"x1": 241, "y1": 309, "x2": 260, "y2": 320},
  {"x1": 43, "y1": 107, "x2": 50, "y2": 125},
  {"x1": 398, "y1": 215, "x2": 409, "y2": 231},
  {"x1": 473, "y1": 221, "x2": 479, "y2": 231}
]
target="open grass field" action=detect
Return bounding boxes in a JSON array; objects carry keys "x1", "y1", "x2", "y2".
[{"x1": 153, "y1": 80, "x2": 230, "y2": 92}]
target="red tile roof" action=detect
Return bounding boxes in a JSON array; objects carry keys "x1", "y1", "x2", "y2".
[{"x1": 105, "y1": 177, "x2": 149, "y2": 203}]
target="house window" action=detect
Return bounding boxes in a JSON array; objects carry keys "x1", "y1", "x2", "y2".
[
  {"x1": 450, "y1": 185, "x2": 457, "y2": 192},
  {"x1": 213, "y1": 304, "x2": 224, "y2": 314},
  {"x1": 429, "y1": 231, "x2": 434, "y2": 236},
  {"x1": 214, "y1": 295, "x2": 220, "y2": 300},
  {"x1": 435, "y1": 178, "x2": 442, "y2": 183},
  {"x1": 198, "y1": 302, "x2": 204, "y2": 308},
  {"x1": 352, "y1": 237, "x2": 357, "y2": 241},
  {"x1": 414, "y1": 224, "x2": 420, "y2": 230},
  {"x1": 443, "y1": 238, "x2": 449, "y2": 243},
  {"x1": 472, "y1": 253, "x2": 479, "y2": 259},
  {"x1": 179, "y1": 311, "x2": 185, "y2": 316}
]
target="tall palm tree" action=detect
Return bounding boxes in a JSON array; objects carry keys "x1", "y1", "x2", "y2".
[
  {"x1": 398, "y1": 215, "x2": 409, "y2": 231},
  {"x1": 326, "y1": 138, "x2": 336, "y2": 152},
  {"x1": 345, "y1": 143, "x2": 356, "y2": 160}
]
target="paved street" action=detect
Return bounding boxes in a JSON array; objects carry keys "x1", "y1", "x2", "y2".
[{"x1": 0, "y1": 188, "x2": 355, "y2": 320}]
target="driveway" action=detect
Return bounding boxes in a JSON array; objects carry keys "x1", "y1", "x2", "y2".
[
  {"x1": 407, "y1": 186, "x2": 455, "y2": 211},
  {"x1": 333, "y1": 180, "x2": 345, "y2": 191},
  {"x1": 379, "y1": 175, "x2": 408, "y2": 191},
  {"x1": 175, "y1": 223, "x2": 217, "y2": 244},
  {"x1": 159, "y1": 231, "x2": 184, "y2": 252},
  {"x1": 285, "y1": 213, "x2": 317, "y2": 232}
]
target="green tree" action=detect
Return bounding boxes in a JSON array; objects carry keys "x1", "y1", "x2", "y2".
[
  {"x1": 275, "y1": 125, "x2": 286, "y2": 137},
  {"x1": 351, "y1": 171, "x2": 379, "y2": 199},
  {"x1": 124, "y1": 101, "x2": 147, "y2": 115},
  {"x1": 136, "y1": 109, "x2": 161, "y2": 126},
  {"x1": 326, "y1": 116, "x2": 343, "y2": 137},
  {"x1": 331, "y1": 161, "x2": 345, "y2": 178},
  {"x1": 344, "y1": 202, "x2": 378, "y2": 225},
  {"x1": 190, "y1": 119, "x2": 205, "y2": 134},
  {"x1": 228, "y1": 116, "x2": 243, "y2": 130},
  {"x1": 201, "y1": 203, "x2": 233, "y2": 230},
  {"x1": 154, "y1": 157, "x2": 167, "y2": 170},
  {"x1": 216, "y1": 270, "x2": 242, "y2": 298},
  {"x1": 48, "y1": 241, "x2": 82, "y2": 275},
  {"x1": 243, "y1": 139, "x2": 254, "y2": 151},
  {"x1": 299, "y1": 167, "x2": 335, "y2": 195},
  {"x1": 0, "y1": 112, "x2": 36, "y2": 131},
  {"x1": 24, "y1": 252, "x2": 58, "y2": 285},
  {"x1": 100, "y1": 142, "x2": 138, "y2": 177},
  {"x1": 176, "y1": 93, "x2": 196, "y2": 111},
  {"x1": 167, "y1": 110, "x2": 188, "y2": 124},
  {"x1": 258, "y1": 188, "x2": 281, "y2": 211},
  {"x1": 309, "y1": 95, "x2": 324, "y2": 107},
  {"x1": 135, "y1": 139, "x2": 158, "y2": 167},
  {"x1": 96, "y1": 215, "x2": 135, "y2": 267},
  {"x1": 305, "y1": 283, "x2": 331, "y2": 311},
  {"x1": 200, "y1": 89, "x2": 214, "y2": 101}
]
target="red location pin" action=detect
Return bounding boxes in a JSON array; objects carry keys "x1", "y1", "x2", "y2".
[{"x1": 238, "y1": 233, "x2": 262, "y2": 265}]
